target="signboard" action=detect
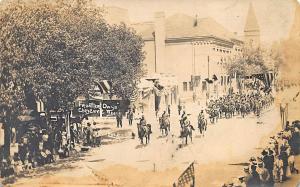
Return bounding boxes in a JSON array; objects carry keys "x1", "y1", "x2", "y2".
[
  {"x1": 77, "y1": 100, "x2": 101, "y2": 116},
  {"x1": 76, "y1": 99, "x2": 127, "y2": 117},
  {"x1": 102, "y1": 100, "x2": 120, "y2": 117}
]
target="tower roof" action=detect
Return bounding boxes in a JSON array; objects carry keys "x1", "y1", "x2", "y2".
[{"x1": 244, "y1": 3, "x2": 260, "y2": 32}]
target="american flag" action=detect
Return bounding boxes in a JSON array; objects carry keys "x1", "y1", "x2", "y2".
[
  {"x1": 252, "y1": 72, "x2": 274, "y2": 90},
  {"x1": 174, "y1": 162, "x2": 195, "y2": 187}
]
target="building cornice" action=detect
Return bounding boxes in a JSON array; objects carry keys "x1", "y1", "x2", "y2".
[{"x1": 165, "y1": 35, "x2": 242, "y2": 48}]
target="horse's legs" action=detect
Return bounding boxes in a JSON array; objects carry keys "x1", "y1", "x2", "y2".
[{"x1": 185, "y1": 136, "x2": 188, "y2": 144}]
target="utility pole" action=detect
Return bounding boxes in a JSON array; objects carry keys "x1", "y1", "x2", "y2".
[
  {"x1": 192, "y1": 43, "x2": 196, "y2": 103},
  {"x1": 153, "y1": 32, "x2": 157, "y2": 73},
  {"x1": 207, "y1": 56, "x2": 210, "y2": 103}
]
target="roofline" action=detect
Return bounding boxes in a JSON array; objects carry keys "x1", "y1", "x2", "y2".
[{"x1": 165, "y1": 35, "x2": 243, "y2": 47}]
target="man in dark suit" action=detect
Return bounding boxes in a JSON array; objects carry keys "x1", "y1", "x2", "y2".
[{"x1": 116, "y1": 112, "x2": 123, "y2": 128}]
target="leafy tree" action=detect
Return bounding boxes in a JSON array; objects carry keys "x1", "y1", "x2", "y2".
[
  {"x1": 0, "y1": 0, "x2": 144, "y2": 158},
  {"x1": 226, "y1": 47, "x2": 268, "y2": 77}
]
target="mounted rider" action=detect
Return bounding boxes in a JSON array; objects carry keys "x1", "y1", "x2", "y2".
[
  {"x1": 161, "y1": 110, "x2": 170, "y2": 129},
  {"x1": 198, "y1": 110, "x2": 205, "y2": 121},
  {"x1": 139, "y1": 115, "x2": 152, "y2": 134},
  {"x1": 140, "y1": 115, "x2": 147, "y2": 126}
]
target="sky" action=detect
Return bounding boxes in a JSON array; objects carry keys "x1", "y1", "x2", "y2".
[{"x1": 96, "y1": 0, "x2": 298, "y2": 44}]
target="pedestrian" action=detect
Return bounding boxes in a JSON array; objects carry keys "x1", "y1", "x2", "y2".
[
  {"x1": 257, "y1": 162, "x2": 270, "y2": 187},
  {"x1": 86, "y1": 123, "x2": 92, "y2": 145},
  {"x1": 280, "y1": 150, "x2": 289, "y2": 181},
  {"x1": 288, "y1": 151, "x2": 299, "y2": 174},
  {"x1": 167, "y1": 105, "x2": 171, "y2": 116},
  {"x1": 265, "y1": 149, "x2": 275, "y2": 182},
  {"x1": 273, "y1": 155, "x2": 284, "y2": 182},
  {"x1": 116, "y1": 111, "x2": 123, "y2": 128},
  {"x1": 128, "y1": 110, "x2": 133, "y2": 126},
  {"x1": 249, "y1": 165, "x2": 260, "y2": 187},
  {"x1": 178, "y1": 104, "x2": 182, "y2": 115}
]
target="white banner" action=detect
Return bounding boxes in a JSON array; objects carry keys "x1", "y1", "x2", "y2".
[{"x1": 0, "y1": 123, "x2": 4, "y2": 146}]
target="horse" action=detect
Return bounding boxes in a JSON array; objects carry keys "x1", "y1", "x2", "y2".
[
  {"x1": 159, "y1": 117, "x2": 170, "y2": 136},
  {"x1": 198, "y1": 117, "x2": 207, "y2": 137},
  {"x1": 137, "y1": 123, "x2": 151, "y2": 144},
  {"x1": 180, "y1": 125, "x2": 195, "y2": 144}
]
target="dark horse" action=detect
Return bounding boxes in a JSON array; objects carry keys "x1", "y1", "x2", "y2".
[
  {"x1": 159, "y1": 117, "x2": 170, "y2": 136},
  {"x1": 137, "y1": 123, "x2": 151, "y2": 144},
  {"x1": 180, "y1": 124, "x2": 195, "y2": 144},
  {"x1": 198, "y1": 117, "x2": 207, "y2": 137}
]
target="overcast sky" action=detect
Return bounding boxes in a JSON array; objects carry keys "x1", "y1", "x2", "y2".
[{"x1": 96, "y1": 0, "x2": 298, "y2": 44}]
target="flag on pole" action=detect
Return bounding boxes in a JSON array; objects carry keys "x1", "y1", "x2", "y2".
[{"x1": 173, "y1": 162, "x2": 195, "y2": 187}]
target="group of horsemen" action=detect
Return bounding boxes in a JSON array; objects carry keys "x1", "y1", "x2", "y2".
[{"x1": 137, "y1": 91, "x2": 274, "y2": 140}]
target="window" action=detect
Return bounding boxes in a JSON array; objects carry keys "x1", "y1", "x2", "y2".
[
  {"x1": 189, "y1": 82, "x2": 193, "y2": 91},
  {"x1": 183, "y1": 82, "x2": 188, "y2": 92}
]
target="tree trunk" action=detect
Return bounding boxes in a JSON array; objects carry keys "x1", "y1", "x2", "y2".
[{"x1": 3, "y1": 121, "x2": 11, "y2": 159}]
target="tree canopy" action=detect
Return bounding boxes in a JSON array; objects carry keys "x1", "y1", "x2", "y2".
[
  {"x1": 0, "y1": 0, "x2": 145, "y2": 158},
  {"x1": 0, "y1": 0, "x2": 145, "y2": 113},
  {"x1": 226, "y1": 47, "x2": 268, "y2": 77}
]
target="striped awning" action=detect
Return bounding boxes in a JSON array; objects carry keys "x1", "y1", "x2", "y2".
[{"x1": 95, "y1": 80, "x2": 112, "y2": 94}]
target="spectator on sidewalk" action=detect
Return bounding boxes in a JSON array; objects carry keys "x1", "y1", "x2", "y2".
[
  {"x1": 273, "y1": 155, "x2": 284, "y2": 182},
  {"x1": 128, "y1": 110, "x2": 133, "y2": 126},
  {"x1": 288, "y1": 151, "x2": 299, "y2": 174},
  {"x1": 257, "y1": 162, "x2": 270, "y2": 186},
  {"x1": 178, "y1": 104, "x2": 182, "y2": 115},
  {"x1": 116, "y1": 111, "x2": 123, "y2": 128}
]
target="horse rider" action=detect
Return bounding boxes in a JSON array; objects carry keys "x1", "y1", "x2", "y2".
[
  {"x1": 140, "y1": 115, "x2": 147, "y2": 126},
  {"x1": 182, "y1": 114, "x2": 192, "y2": 128},
  {"x1": 181, "y1": 111, "x2": 186, "y2": 119},
  {"x1": 198, "y1": 110, "x2": 205, "y2": 121},
  {"x1": 162, "y1": 110, "x2": 168, "y2": 120}
]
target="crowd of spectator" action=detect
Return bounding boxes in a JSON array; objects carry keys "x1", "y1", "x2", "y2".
[{"x1": 223, "y1": 120, "x2": 300, "y2": 187}]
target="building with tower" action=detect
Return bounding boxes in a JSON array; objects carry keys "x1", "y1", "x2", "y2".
[{"x1": 244, "y1": 3, "x2": 260, "y2": 47}]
